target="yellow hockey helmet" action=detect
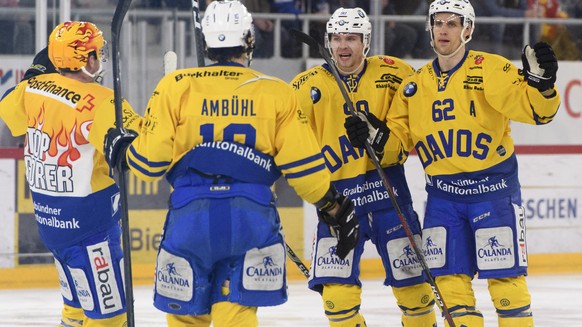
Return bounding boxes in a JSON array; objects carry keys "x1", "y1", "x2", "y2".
[{"x1": 48, "y1": 21, "x2": 106, "y2": 71}]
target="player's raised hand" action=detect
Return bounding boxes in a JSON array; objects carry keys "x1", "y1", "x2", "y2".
[{"x1": 521, "y1": 42, "x2": 558, "y2": 93}]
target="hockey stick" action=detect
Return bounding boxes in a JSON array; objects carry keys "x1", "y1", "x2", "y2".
[
  {"x1": 190, "y1": 0, "x2": 205, "y2": 67},
  {"x1": 289, "y1": 29, "x2": 456, "y2": 326},
  {"x1": 111, "y1": 1, "x2": 135, "y2": 326},
  {"x1": 285, "y1": 242, "x2": 310, "y2": 278},
  {"x1": 164, "y1": 50, "x2": 178, "y2": 75}
]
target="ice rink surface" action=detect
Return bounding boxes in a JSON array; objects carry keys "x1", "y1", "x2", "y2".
[{"x1": 0, "y1": 274, "x2": 580, "y2": 326}]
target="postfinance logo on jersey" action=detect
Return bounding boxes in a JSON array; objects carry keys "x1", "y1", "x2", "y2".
[{"x1": 26, "y1": 77, "x2": 82, "y2": 108}]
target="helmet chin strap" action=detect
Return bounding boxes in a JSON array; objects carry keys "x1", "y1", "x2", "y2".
[
  {"x1": 81, "y1": 60, "x2": 105, "y2": 83},
  {"x1": 334, "y1": 46, "x2": 369, "y2": 76},
  {"x1": 431, "y1": 24, "x2": 472, "y2": 59},
  {"x1": 432, "y1": 41, "x2": 464, "y2": 59}
]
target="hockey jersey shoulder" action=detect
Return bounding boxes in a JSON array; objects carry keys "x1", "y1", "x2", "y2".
[
  {"x1": 290, "y1": 65, "x2": 329, "y2": 91},
  {"x1": 367, "y1": 55, "x2": 415, "y2": 73}
]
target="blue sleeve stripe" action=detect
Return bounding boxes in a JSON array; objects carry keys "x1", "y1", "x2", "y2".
[
  {"x1": 278, "y1": 153, "x2": 323, "y2": 170},
  {"x1": 284, "y1": 163, "x2": 326, "y2": 179},
  {"x1": 128, "y1": 145, "x2": 171, "y2": 167},
  {"x1": 127, "y1": 157, "x2": 167, "y2": 178}
]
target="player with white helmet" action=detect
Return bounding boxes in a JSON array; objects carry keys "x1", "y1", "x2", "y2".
[
  {"x1": 291, "y1": 7, "x2": 437, "y2": 327},
  {"x1": 346, "y1": 0, "x2": 560, "y2": 326},
  {"x1": 427, "y1": 0, "x2": 475, "y2": 58},
  {"x1": 104, "y1": 1, "x2": 359, "y2": 326}
]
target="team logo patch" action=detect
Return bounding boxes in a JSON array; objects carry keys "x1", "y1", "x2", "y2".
[
  {"x1": 475, "y1": 55, "x2": 484, "y2": 65},
  {"x1": 383, "y1": 57, "x2": 395, "y2": 65},
  {"x1": 403, "y1": 82, "x2": 417, "y2": 97},
  {"x1": 310, "y1": 86, "x2": 321, "y2": 104}
]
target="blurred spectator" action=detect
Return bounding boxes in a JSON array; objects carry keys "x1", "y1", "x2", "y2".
[
  {"x1": 201, "y1": 0, "x2": 274, "y2": 58},
  {"x1": 562, "y1": 0, "x2": 582, "y2": 57},
  {"x1": 383, "y1": 0, "x2": 432, "y2": 58},
  {"x1": 244, "y1": 0, "x2": 275, "y2": 58},
  {"x1": 472, "y1": 0, "x2": 541, "y2": 57},
  {"x1": 271, "y1": 0, "x2": 304, "y2": 58},
  {"x1": 530, "y1": 0, "x2": 580, "y2": 60},
  {"x1": 0, "y1": 0, "x2": 34, "y2": 55},
  {"x1": 271, "y1": 0, "x2": 329, "y2": 58}
]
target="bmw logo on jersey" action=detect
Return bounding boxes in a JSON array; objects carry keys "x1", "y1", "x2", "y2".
[
  {"x1": 403, "y1": 82, "x2": 417, "y2": 97},
  {"x1": 310, "y1": 86, "x2": 321, "y2": 104}
]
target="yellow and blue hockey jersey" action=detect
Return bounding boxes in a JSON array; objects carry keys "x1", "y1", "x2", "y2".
[
  {"x1": 0, "y1": 73, "x2": 142, "y2": 248},
  {"x1": 290, "y1": 56, "x2": 415, "y2": 215},
  {"x1": 127, "y1": 62, "x2": 331, "y2": 205},
  {"x1": 385, "y1": 50, "x2": 561, "y2": 202}
]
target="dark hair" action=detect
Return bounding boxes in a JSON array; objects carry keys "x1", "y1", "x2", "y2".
[{"x1": 206, "y1": 46, "x2": 246, "y2": 63}]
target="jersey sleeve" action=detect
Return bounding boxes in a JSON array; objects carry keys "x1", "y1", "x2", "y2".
[
  {"x1": 483, "y1": 55, "x2": 560, "y2": 125},
  {"x1": 0, "y1": 81, "x2": 29, "y2": 136},
  {"x1": 88, "y1": 96, "x2": 142, "y2": 155},
  {"x1": 274, "y1": 84, "x2": 331, "y2": 204},
  {"x1": 383, "y1": 76, "x2": 414, "y2": 167},
  {"x1": 126, "y1": 74, "x2": 177, "y2": 182}
]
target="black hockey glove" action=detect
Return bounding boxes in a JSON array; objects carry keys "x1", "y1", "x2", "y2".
[
  {"x1": 104, "y1": 128, "x2": 137, "y2": 171},
  {"x1": 521, "y1": 42, "x2": 558, "y2": 93},
  {"x1": 344, "y1": 111, "x2": 389, "y2": 156},
  {"x1": 317, "y1": 194, "x2": 359, "y2": 260}
]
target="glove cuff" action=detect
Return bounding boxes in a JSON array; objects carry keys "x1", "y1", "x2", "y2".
[
  {"x1": 540, "y1": 88, "x2": 556, "y2": 98},
  {"x1": 314, "y1": 186, "x2": 340, "y2": 212}
]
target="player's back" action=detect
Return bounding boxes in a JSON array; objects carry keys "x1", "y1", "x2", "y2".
[
  {"x1": 130, "y1": 64, "x2": 331, "y2": 204},
  {"x1": 0, "y1": 73, "x2": 122, "y2": 197},
  {"x1": 0, "y1": 73, "x2": 136, "y2": 248}
]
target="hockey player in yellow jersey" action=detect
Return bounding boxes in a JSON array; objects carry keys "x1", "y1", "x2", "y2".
[
  {"x1": 291, "y1": 7, "x2": 437, "y2": 327},
  {"x1": 345, "y1": 0, "x2": 560, "y2": 326},
  {"x1": 103, "y1": 1, "x2": 359, "y2": 326},
  {"x1": 0, "y1": 21, "x2": 142, "y2": 327}
]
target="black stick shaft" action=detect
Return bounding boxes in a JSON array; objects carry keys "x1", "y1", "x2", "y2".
[
  {"x1": 111, "y1": 1, "x2": 134, "y2": 326},
  {"x1": 191, "y1": 0, "x2": 205, "y2": 67}
]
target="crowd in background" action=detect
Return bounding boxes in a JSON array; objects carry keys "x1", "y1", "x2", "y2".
[
  {"x1": 0, "y1": 0, "x2": 582, "y2": 60},
  {"x1": 1, "y1": 0, "x2": 581, "y2": 60}
]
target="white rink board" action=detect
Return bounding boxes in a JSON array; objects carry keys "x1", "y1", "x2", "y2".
[
  {"x1": 0, "y1": 159, "x2": 15, "y2": 268},
  {"x1": 304, "y1": 154, "x2": 582, "y2": 259}
]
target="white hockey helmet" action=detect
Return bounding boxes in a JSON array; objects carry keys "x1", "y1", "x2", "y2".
[
  {"x1": 325, "y1": 7, "x2": 372, "y2": 54},
  {"x1": 202, "y1": 0, "x2": 254, "y2": 51},
  {"x1": 428, "y1": 0, "x2": 475, "y2": 45}
]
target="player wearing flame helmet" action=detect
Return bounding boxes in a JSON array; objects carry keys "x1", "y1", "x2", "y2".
[{"x1": 0, "y1": 21, "x2": 142, "y2": 327}]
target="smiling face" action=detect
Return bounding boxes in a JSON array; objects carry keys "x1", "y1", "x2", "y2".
[
  {"x1": 430, "y1": 12, "x2": 473, "y2": 57},
  {"x1": 329, "y1": 33, "x2": 365, "y2": 75}
]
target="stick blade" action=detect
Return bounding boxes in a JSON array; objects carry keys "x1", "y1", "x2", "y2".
[
  {"x1": 163, "y1": 51, "x2": 178, "y2": 75},
  {"x1": 289, "y1": 29, "x2": 319, "y2": 48}
]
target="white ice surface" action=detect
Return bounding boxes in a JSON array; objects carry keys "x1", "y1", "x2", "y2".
[{"x1": 0, "y1": 274, "x2": 580, "y2": 326}]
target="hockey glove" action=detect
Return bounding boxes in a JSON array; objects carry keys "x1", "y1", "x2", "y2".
[
  {"x1": 317, "y1": 194, "x2": 359, "y2": 260},
  {"x1": 344, "y1": 111, "x2": 389, "y2": 156},
  {"x1": 104, "y1": 128, "x2": 137, "y2": 171},
  {"x1": 521, "y1": 42, "x2": 558, "y2": 93}
]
